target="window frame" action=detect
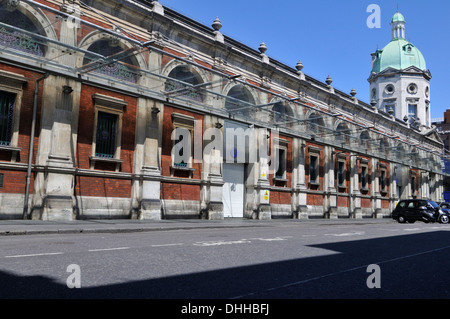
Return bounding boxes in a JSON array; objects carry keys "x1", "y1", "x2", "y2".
[
  {"x1": 0, "y1": 70, "x2": 28, "y2": 162},
  {"x1": 360, "y1": 159, "x2": 369, "y2": 192},
  {"x1": 273, "y1": 137, "x2": 289, "y2": 185},
  {"x1": 171, "y1": 112, "x2": 196, "y2": 177},
  {"x1": 308, "y1": 146, "x2": 321, "y2": 187},
  {"x1": 408, "y1": 104, "x2": 418, "y2": 119},
  {"x1": 379, "y1": 164, "x2": 388, "y2": 194},
  {"x1": 336, "y1": 154, "x2": 347, "y2": 189},
  {"x1": 89, "y1": 94, "x2": 126, "y2": 172}
]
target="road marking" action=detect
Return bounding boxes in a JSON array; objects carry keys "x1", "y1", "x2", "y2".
[
  {"x1": 5, "y1": 252, "x2": 64, "y2": 258},
  {"x1": 324, "y1": 232, "x2": 365, "y2": 237},
  {"x1": 249, "y1": 236, "x2": 293, "y2": 242},
  {"x1": 194, "y1": 239, "x2": 251, "y2": 247},
  {"x1": 231, "y1": 244, "x2": 450, "y2": 299},
  {"x1": 151, "y1": 243, "x2": 184, "y2": 247},
  {"x1": 88, "y1": 247, "x2": 130, "y2": 252}
]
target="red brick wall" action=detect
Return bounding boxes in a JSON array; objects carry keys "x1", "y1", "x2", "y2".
[
  {"x1": 270, "y1": 190, "x2": 291, "y2": 205},
  {"x1": 0, "y1": 170, "x2": 33, "y2": 194},
  {"x1": 77, "y1": 84, "x2": 136, "y2": 173},
  {"x1": 161, "y1": 182, "x2": 200, "y2": 201},
  {"x1": 75, "y1": 175, "x2": 131, "y2": 198},
  {"x1": 307, "y1": 193, "x2": 324, "y2": 206},
  {"x1": 338, "y1": 196, "x2": 349, "y2": 208},
  {"x1": 361, "y1": 198, "x2": 371, "y2": 208},
  {"x1": 161, "y1": 105, "x2": 203, "y2": 179}
]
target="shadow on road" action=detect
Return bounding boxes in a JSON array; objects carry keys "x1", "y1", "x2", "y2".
[{"x1": 2, "y1": 231, "x2": 450, "y2": 299}]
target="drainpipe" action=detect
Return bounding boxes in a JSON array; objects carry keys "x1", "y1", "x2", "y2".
[{"x1": 23, "y1": 73, "x2": 49, "y2": 220}]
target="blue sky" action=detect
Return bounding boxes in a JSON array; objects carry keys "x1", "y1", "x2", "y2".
[{"x1": 162, "y1": 0, "x2": 450, "y2": 120}]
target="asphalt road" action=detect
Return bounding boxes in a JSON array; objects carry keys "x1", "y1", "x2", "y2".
[{"x1": 1, "y1": 220, "x2": 449, "y2": 302}]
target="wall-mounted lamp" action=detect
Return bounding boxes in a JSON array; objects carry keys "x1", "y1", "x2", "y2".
[
  {"x1": 215, "y1": 122, "x2": 223, "y2": 129},
  {"x1": 151, "y1": 106, "x2": 160, "y2": 115},
  {"x1": 62, "y1": 85, "x2": 73, "y2": 94}
]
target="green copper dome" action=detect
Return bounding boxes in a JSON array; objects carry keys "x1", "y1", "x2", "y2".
[
  {"x1": 372, "y1": 38, "x2": 427, "y2": 73},
  {"x1": 391, "y1": 12, "x2": 405, "y2": 23}
]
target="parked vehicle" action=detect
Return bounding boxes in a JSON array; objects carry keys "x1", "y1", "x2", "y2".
[
  {"x1": 437, "y1": 202, "x2": 450, "y2": 214},
  {"x1": 392, "y1": 199, "x2": 449, "y2": 224}
]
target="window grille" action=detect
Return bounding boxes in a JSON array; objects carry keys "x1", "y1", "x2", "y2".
[
  {"x1": 0, "y1": 91, "x2": 16, "y2": 146},
  {"x1": 275, "y1": 148, "x2": 285, "y2": 179},
  {"x1": 310, "y1": 155, "x2": 318, "y2": 183},
  {"x1": 361, "y1": 166, "x2": 368, "y2": 189},
  {"x1": 95, "y1": 111, "x2": 117, "y2": 158},
  {"x1": 338, "y1": 161, "x2": 345, "y2": 186}
]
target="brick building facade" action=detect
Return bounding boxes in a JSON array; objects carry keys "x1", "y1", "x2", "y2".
[{"x1": 0, "y1": 0, "x2": 445, "y2": 221}]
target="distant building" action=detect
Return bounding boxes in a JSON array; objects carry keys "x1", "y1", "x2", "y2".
[
  {"x1": 432, "y1": 112, "x2": 450, "y2": 200},
  {"x1": 0, "y1": 1, "x2": 445, "y2": 221},
  {"x1": 369, "y1": 12, "x2": 432, "y2": 128}
]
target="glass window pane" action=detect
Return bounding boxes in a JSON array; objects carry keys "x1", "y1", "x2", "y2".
[
  {"x1": 0, "y1": 91, "x2": 16, "y2": 146},
  {"x1": 95, "y1": 111, "x2": 117, "y2": 158}
]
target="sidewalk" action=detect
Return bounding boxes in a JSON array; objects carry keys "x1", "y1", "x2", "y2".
[{"x1": 0, "y1": 217, "x2": 395, "y2": 236}]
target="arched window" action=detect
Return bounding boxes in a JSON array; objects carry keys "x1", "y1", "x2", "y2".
[
  {"x1": 379, "y1": 138, "x2": 389, "y2": 154},
  {"x1": 0, "y1": 6, "x2": 44, "y2": 56},
  {"x1": 360, "y1": 131, "x2": 370, "y2": 150},
  {"x1": 83, "y1": 39, "x2": 138, "y2": 83},
  {"x1": 272, "y1": 101, "x2": 294, "y2": 127},
  {"x1": 335, "y1": 123, "x2": 350, "y2": 145},
  {"x1": 307, "y1": 113, "x2": 324, "y2": 136},
  {"x1": 225, "y1": 85, "x2": 255, "y2": 111},
  {"x1": 166, "y1": 65, "x2": 203, "y2": 102}
]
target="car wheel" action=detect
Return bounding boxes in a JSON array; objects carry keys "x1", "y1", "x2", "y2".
[
  {"x1": 398, "y1": 215, "x2": 407, "y2": 224},
  {"x1": 440, "y1": 215, "x2": 449, "y2": 224}
]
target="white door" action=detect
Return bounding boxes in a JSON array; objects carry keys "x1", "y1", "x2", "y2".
[{"x1": 222, "y1": 163, "x2": 245, "y2": 218}]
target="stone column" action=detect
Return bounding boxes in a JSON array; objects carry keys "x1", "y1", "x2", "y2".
[
  {"x1": 32, "y1": 4, "x2": 81, "y2": 221},
  {"x1": 389, "y1": 162, "x2": 398, "y2": 212},
  {"x1": 135, "y1": 48, "x2": 164, "y2": 220},
  {"x1": 350, "y1": 154, "x2": 362, "y2": 218},
  {"x1": 324, "y1": 146, "x2": 337, "y2": 219},
  {"x1": 255, "y1": 127, "x2": 272, "y2": 220},
  {"x1": 132, "y1": 97, "x2": 163, "y2": 220},
  {"x1": 200, "y1": 114, "x2": 224, "y2": 220},
  {"x1": 292, "y1": 138, "x2": 308, "y2": 219},
  {"x1": 371, "y1": 159, "x2": 382, "y2": 218}
]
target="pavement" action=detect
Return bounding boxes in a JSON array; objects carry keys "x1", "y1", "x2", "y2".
[{"x1": 0, "y1": 217, "x2": 395, "y2": 236}]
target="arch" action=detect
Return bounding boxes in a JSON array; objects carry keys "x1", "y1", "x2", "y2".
[
  {"x1": 224, "y1": 84, "x2": 256, "y2": 111},
  {"x1": 161, "y1": 59, "x2": 210, "y2": 103},
  {"x1": 165, "y1": 65, "x2": 204, "y2": 102},
  {"x1": 379, "y1": 137, "x2": 389, "y2": 155},
  {"x1": 396, "y1": 142, "x2": 407, "y2": 162},
  {"x1": 306, "y1": 111, "x2": 325, "y2": 136},
  {"x1": 0, "y1": 2, "x2": 57, "y2": 57},
  {"x1": 78, "y1": 31, "x2": 147, "y2": 84},
  {"x1": 359, "y1": 130, "x2": 371, "y2": 150},
  {"x1": 335, "y1": 122, "x2": 350, "y2": 145},
  {"x1": 271, "y1": 99, "x2": 295, "y2": 127}
]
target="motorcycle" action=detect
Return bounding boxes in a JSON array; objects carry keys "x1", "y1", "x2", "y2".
[{"x1": 420, "y1": 204, "x2": 449, "y2": 224}]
